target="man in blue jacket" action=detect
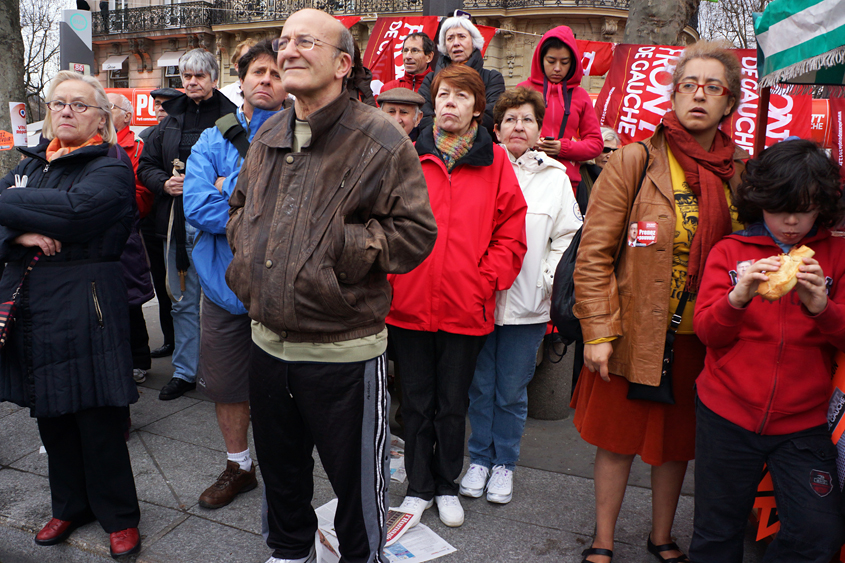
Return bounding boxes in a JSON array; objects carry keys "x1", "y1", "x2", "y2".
[{"x1": 183, "y1": 39, "x2": 290, "y2": 509}]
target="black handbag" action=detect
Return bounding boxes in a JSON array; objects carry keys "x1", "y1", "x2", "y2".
[
  {"x1": 626, "y1": 290, "x2": 690, "y2": 405},
  {"x1": 550, "y1": 142, "x2": 650, "y2": 352}
]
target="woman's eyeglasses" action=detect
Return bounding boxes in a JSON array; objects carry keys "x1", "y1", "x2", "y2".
[
  {"x1": 602, "y1": 146, "x2": 618, "y2": 154},
  {"x1": 674, "y1": 82, "x2": 732, "y2": 97},
  {"x1": 47, "y1": 100, "x2": 104, "y2": 113}
]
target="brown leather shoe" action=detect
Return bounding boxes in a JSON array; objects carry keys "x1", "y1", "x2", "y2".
[{"x1": 198, "y1": 460, "x2": 258, "y2": 509}]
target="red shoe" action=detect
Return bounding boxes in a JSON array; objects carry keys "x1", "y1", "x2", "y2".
[
  {"x1": 34, "y1": 518, "x2": 82, "y2": 546},
  {"x1": 109, "y1": 527, "x2": 141, "y2": 559}
]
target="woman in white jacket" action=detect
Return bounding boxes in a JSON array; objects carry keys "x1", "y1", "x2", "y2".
[{"x1": 460, "y1": 87, "x2": 582, "y2": 504}]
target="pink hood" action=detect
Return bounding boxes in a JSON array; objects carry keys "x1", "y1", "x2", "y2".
[{"x1": 526, "y1": 26, "x2": 584, "y2": 89}]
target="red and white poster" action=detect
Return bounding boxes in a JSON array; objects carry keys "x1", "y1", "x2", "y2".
[
  {"x1": 362, "y1": 16, "x2": 440, "y2": 93},
  {"x1": 594, "y1": 45, "x2": 814, "y2": 156},
  {"x1": 105, "y1": 88, "x2": 180, "y2": 127},
  {"x1": 577, "y1": 40, "x2": 615, "y2": 77}
]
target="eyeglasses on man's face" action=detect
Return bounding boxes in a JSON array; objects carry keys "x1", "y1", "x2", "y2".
[
  {"x1": 674, "y1": 82, "x2": 732, "y2": 97},
  {"x1": 47, "y1": 100, "x2": 104, "y2": 113},
  {"x1": 272, "y1": 35, "x2": 345, "y2": 54},
  {"x1": 109, "y1": 102, "x2": 131, "y2": 113}
]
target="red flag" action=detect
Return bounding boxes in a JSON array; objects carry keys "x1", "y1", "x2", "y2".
[
  {"x1": 335, "y1": 16, "x2": 361, "y2": 29},
  {"x1": 575, "y1": 40, "x2": 614, "y2": 77},
  {"x1": 362, "y1": 16, "x2": 440, "y2": 92},
  {"x1": 477, "y1": 25, "x2": 497, "y2": 57}
]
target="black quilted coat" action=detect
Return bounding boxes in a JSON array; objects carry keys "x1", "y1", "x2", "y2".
[{"x1": 0, "y1": 141, "x2": 139, "y2": 418}]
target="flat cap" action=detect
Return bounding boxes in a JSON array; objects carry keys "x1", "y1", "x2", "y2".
[
  {"x1": 378, "y1": 87, "x2": 425, "y2": 107},
  {"x1": 150, "y1": 87, "x2": 183, "y2": 99}
]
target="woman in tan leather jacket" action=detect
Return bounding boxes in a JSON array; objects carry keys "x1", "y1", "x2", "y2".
[{"x1": 571, "y1": 42, "x2": 746, "y2": 563}]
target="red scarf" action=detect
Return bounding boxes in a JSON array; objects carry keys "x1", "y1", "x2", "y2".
[{"x1": 662, "y1": 111, "x2": 736, "y2": 293}]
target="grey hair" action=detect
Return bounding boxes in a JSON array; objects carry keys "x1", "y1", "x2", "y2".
[
  {"x1": 335, "y1": 26, "x2": 355, "y2": 58},
  {"x1": 437, "y1": 17, "x2": 484, "y2": 56},
  {"x1": 179, "y1": 48, "x2": 219, "y2": 83},
  {"x1": 43, "y1": 70, "x2": 117, "y2": 146},
  {"x1": 108, "y1": 92, "x2": 132, "y2": 113},
  {"x1": 601, "y1": 126, "x2": 620, "y2": 145}
]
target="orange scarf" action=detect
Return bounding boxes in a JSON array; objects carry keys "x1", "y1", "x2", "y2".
[{"x1": 45, "y1": 134, "x2": 103, "y2": 162}]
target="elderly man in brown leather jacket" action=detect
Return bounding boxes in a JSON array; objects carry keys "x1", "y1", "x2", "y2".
[{"x1": 226, "y1": 9, "x2": 436, "y2": 563}]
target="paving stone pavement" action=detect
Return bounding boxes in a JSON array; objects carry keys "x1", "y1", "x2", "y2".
[{"x1": 0, "y1": 304, "x2": 768, "y2": 563}]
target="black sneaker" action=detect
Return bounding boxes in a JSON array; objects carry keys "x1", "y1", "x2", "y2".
[
  {"x1": 150, "y1": 343, "x2": 174, "y2": 358},
  {"x1": 158, "y1": 377, "x2": 196, "y2": 401}
]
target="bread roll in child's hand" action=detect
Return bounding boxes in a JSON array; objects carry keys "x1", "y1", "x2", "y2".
[{"x1": 756, "y1": 245, "x2": 815, "y2": 301}]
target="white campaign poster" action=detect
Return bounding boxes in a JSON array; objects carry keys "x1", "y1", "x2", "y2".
[{"x1": 9, "y1": 103, "x2": 27, "y2": 146}]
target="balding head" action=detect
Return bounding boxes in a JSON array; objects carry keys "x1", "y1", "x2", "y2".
[
  {"x1": 276, "y1": 8, "x2": 354, "y2": 118},
  {"x1": 107, "y1": 92, "x2": 132, "y2": 132}
]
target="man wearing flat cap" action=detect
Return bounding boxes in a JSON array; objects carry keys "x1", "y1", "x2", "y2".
[{"x1": 379, "y1": 87, "x2": 425, "y2": 141}]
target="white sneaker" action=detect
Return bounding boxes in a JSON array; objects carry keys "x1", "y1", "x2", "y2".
[
  {"x1": 486, "y1": 465, "x2": 513, "y2": 504},
  {"x1": 459, "y1": 463, "x2": 490, "y2": 498},
  {"x1": 394, "y1": 496, "x2": 433, "y2": 529},
  {"x1": 435, "y1": 495, "x2": 464, "y2": 527},
  {"x1": 132, "y1": 368, "x2": 147, "y2": 384},
  {"x1": 265, "y1": 544, "x2": 316, "y2": 563}
]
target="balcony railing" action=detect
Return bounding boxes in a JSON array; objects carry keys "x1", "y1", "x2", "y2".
[
  {"x1": 465, "y1": 0, "x2": 628, "y2": 8},
  {"x1": 93, "y1": 0, "x2": 629, "y2": 35},
  {"x1": 93, "y1": 2, "x2": 214, "y2": 36}
]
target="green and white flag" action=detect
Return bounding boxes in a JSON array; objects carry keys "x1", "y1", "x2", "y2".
[{"x1": 755, "y1": 0, "x2": 845, "y2": 87}]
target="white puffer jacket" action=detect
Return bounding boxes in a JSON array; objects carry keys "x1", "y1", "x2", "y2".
[{"x1": 494, "y1": 147, "x2": 582, "y2": 325}]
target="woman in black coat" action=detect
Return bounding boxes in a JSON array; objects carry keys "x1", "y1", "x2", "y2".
[{"x1": 0, "y1": 71, "x2": 142, "y2": 559}]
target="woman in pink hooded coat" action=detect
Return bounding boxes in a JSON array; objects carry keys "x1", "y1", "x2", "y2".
[{"x1": 518, "y1": 26, "x2": 603, "y2": 189}]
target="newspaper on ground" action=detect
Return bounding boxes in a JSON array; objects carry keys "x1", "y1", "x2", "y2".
[
  {"x1": 315, "y1": 499, "x2": 456, "y2": 563},
  {"x1": 390, "y1": 436, "x2": 406, "y2": 483}
]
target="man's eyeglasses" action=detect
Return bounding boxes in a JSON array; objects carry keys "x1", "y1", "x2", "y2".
[
  {"x1": 674, "y1": 82, "x2": 732, "y2": 97},
  {"x1": 47, "y1": 100, "x2": 104, "y2": 113},
  {"x1": 272, "y1": 35, "x2": 346, "y2": 54},
  {"x1": 601, "y1": 146, "x2": 618, "y2": 154},
  {"x1": 109, "y1": 102, "x2": 131, "y2": 113}
]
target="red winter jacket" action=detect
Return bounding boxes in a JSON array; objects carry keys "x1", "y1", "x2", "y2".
[
  {"x1": 518, "y1": 26, "x2": 602, "y2": 187},
  {"x1": 694, "y1": 226, "x2": 845, "y2": 436},
  {"x1": 387, "y1": 125, "x2": 528, "y2": 336},
  {"x1": 116, "y1": 126, "x2": 154, "y2": 218},
  {"x1": 380, "y1": 68, "x2": 432, "y2": 95}
]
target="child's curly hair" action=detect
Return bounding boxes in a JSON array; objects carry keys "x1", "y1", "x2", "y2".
[{"x1": 733, "y1": 139, "x2": 844, "y2": 229}]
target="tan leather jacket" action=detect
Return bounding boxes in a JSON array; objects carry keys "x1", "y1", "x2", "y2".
[
  {"x1": 572, "y1": 125, "x2": 747, "y2": 385},
  {"x1": 226, "y1": 92, "x2": 437, "y2": 343}
]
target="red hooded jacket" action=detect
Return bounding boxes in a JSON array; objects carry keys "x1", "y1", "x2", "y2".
[
  {"x1": 116, "y1": 126, "x2": 154, "y2": 218},
  {"x1": 694, "y1": 226, "x2": 845, "y2": 436},
  {"x1": 387, "y1": 126, "x2": 527, "y2": 336},
  {"x1": 380, "y1": 68, "x2": 432, "y2": 94},
  {"x1": 518, "y1": 26, "x2": 602, "y2": 187}
]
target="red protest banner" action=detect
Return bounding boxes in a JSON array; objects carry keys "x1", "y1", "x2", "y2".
[
  {"x1": 594, "y1": 45, "x2": 815, "y2": 157},
  {"x1": 576, "y1": 40, "x2": 614, "y2": 77},
  {"x1": 363, "y1": 16, "x2": 440, "y2": 92},
  {"x1": 106, "y1": 88, "x2": 184, "y2": 127}
]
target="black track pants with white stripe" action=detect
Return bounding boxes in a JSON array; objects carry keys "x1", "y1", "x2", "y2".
[{"x1": 249, "y1": 344, "x2": 390, "y2": 563}]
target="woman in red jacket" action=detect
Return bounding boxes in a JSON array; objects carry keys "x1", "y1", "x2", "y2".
[
  {"x1": 518, "y1": 25, "x2": 602, "y2": 189},
  {"x1": 387, "y1": 65, "x2": 527, "y2": 534},
  {"x1": 691, "y1": 139, "x2": 845, "y2": 563}
]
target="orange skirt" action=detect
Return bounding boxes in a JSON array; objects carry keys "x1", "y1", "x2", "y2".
[{"x1": 570, "y1": 334, "x2": 705, "y2": 466}]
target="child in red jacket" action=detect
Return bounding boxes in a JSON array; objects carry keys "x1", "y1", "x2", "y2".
[{"x1": 690, "y1": 139, "x2": 845, "y2": 563}]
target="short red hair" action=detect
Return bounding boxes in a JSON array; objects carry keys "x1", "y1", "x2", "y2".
[{"x1": 430, "y1": 65, "x2": 486, "y2": 123}]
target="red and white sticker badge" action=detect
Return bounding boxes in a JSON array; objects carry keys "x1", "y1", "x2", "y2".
[{"x1": 627, "y1": 221, "x2": 658, "y2": 247}]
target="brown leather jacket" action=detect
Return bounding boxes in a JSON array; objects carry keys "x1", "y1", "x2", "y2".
[
  {"x1": 226, "y1": 91, "x2": 437, "y2": 343},
  {"x1": 572, "y1": 125, "x2": 747, "y2": 385}
]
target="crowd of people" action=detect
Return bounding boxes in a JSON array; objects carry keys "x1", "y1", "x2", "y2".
[{"x1": 0, "y1": 7, "x2": 843, "y2": 563}]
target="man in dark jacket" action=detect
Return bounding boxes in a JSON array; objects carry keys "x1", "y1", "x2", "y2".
[
  {"x1": 417, "y1": 16, "x2": 504, "y2": 135},
  {"x1": 226, "y1": 9, "x2": 436, "y2": 563},
  {"x1": 137, "y1": 50, "x2": 237, "y2": 401}
]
